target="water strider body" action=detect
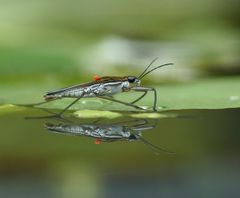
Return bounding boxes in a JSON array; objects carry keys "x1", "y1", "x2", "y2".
[
  {"x1": 44, "y1": 76, "x2": 141, "y2": 100},
  {"x1": 43, "y1": 58, "x2": 173, "y2": 116}
]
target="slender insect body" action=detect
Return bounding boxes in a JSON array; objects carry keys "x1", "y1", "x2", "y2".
[
  {"x1": 44, "y1": 79, "x2": 131, "y2": 100},
  {"x1": 42, "y1": 58, "x2": 173, "y2": 114},
  {"x1": 82, "y1": 81, "x2": 130, "y2": 97}
]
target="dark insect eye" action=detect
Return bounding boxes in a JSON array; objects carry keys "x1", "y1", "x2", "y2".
[
  {"x1": 127, "y1": 76, "x2": 136, "y2": 83},
  {"x1": 129, "y1": 134, "x2": 137, "y2": 140}
]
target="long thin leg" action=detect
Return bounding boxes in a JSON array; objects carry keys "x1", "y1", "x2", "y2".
[
  {"x1": 131, "y1": 87, "x2": 157, "y2": 111},
  {"x1": 138, "y1": 136, "x2": 175, "y2": 155},
  {"x1": 25, "y1": 95, "x2": 84, "y2": 120},
  {"x1": 152, "y1": 88, "x2": 157, "y2": 111},
  {"x1": 110, "y1": 119, "x2": 147, "y2": 126},
  {"x1": 56, "y1": 94, "x2": 84, "y2": 116},
  {"x1": 131, "y1": 91, "x2": 147, "y2": 104},
  {"x1": 130, "y1": 119, "x2": 157, "y2": 131},
  {"x1": 97, "y1": 96, "x2": 145, "y2": 110},
  {"x1": 17, "y1": 98, "x2": 60, "y2": 108}
]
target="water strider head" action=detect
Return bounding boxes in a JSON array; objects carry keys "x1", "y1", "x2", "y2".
[
  {"x1": 125, "y1": 76, "x2": 141, "y2": 87},
  {"x1": 124, "y1": 58, "x2": 173, "y2": 88}
]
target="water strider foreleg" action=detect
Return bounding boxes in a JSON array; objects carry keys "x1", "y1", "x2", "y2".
[
  {"x1": 131, "y1": 87, "x2": 157, "y2": 111},
  {"x1": 130, "y1": 91, "x2": 147, "y2": 104}
]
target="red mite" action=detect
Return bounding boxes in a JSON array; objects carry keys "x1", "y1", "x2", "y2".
[
  {"x1": 95, "y1": 139, "x2": 101, "y2": 144},
  {"x1": 93, "y1": 75, "x2": 101, "y2": 81}
]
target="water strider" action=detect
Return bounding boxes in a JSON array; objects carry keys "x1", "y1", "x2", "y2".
[{"x1": 40, "y1": 58, "x2": 173, "y2": 117}]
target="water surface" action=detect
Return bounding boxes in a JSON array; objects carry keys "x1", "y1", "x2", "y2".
[{"x1": 0, "y1": 107, "x2": 239, "y2": 198}]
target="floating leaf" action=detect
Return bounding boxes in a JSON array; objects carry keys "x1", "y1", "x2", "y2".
[
  {"x1": 74, "y1": 110, "x2": 122, "y2": 119},
  {"x1": 1, "y1": 77, "x2": 240, "y2": 112},
  {"x1": 0, "y1": 104, "x2": 25, "y2": 114},
  {"x1": 130, "y1": 113, "x2": 171, "y2": 119}
]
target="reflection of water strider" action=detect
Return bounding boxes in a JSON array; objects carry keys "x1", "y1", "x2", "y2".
[
  {"x1": 41, "y1": 58, "x2": 173, "y2": 117},
  {"x1": 45, "y1": 119, "x2": 174, "y2": 154}
]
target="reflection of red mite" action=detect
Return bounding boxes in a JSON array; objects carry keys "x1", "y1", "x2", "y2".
[
  {"x1": 93, "y1": 75, "x2": 101, "y2": 81},
  {"x1": 95, "y1": 139, "x2": 101, "y2": 144}
]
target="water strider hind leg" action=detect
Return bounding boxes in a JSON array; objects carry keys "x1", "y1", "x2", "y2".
[
  {"x1": 55, "y1": 94, "x2": 84, "y2": 117},
  {"x1": 25, "y1": 95, "x2": 84, "y2": 120},
  {"x1": 17, "y1": 98, "x2": 60, "y2": 108},
  {"x1": 97, "y1": 96, "x2": 145, "y2": 111}
]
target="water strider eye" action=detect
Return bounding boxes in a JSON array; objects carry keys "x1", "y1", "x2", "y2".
[
  {"x1": 129, "y1": 134, "x2": 137, "y2": 140},
  {"x1": 127, "y1": 76, "x2": 136, "y2": 83}
]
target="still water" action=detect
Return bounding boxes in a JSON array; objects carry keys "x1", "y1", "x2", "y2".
[{"x1": 0, "y1": 107, "x2": 240, "y2": 198}]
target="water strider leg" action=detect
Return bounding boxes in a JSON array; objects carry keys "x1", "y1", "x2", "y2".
[
  {"x1": 137, "y1": 136, "x2": 175, "y2": 155},
  {"x1": 25, "y1": 113, "x2": 73, "y2": 123},
  {"x1": 131, "y1": 91, "x2": 147, "y2": 104},
  {"x1": 56, "y1": 94, "x2": 84, "y2": 117},
  {"x1": 17, "y1": 98, "x2": 60, "y2": 108},
  {"x1": 131, "y1": 124, "x2": 155, "y2": 131},
  {"x1": 110, "y1": 119, "x2": 147, "y2": 126},
  {"x1": 25, "y1": 94, "x2": 84, "y2": 119},
  {"x1": 131, "y1": 87, "x2": 157, "y2": 111},
  {"x1": 97, "y1": 96, "x2": 145, "y2": 110}
]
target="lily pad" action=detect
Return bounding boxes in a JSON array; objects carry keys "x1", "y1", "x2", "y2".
[
  {"x1": 0, "y1": 104, "x2": 25, "y2": 114},
  {"x1": 74, "y1": 110, "x2": 122, "y2": 119},
  {"x1": 39, "y1": 77, "x2": 240, "y2": 111},
  {"x1": 1, "y1": 76, "x2": 240, "y2": 112},
  {"x1": 130, "y1": 113, "x2": 172, "y2": 119}
]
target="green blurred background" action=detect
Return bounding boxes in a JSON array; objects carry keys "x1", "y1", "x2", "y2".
[
  {"x1": 1, "y1": 0, "x2": 240, "y2": 104},
  {"x1": 1, "y1": 0, "x2": 240, "y2": 86},
  {"x1": 0, "y1": 0, "x2": 240, "y2": 198}
]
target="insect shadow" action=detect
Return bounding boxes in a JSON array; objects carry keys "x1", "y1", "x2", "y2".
[
  {"x1": 44, "y1": 118, "x2": 175, "y2": 155},
  {"x1": 24, "y1": 58, "x2": 173, "y2": 118}
]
